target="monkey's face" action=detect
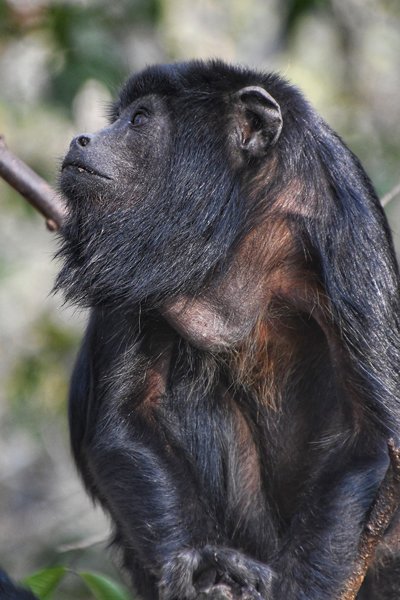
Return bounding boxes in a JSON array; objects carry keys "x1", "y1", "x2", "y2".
[
  {"x1": 57, "y1": 61, "x2": 283, "y2": 310},
  {"x1": 61, "y1": 95, "x2": 171, "y2": 212}
]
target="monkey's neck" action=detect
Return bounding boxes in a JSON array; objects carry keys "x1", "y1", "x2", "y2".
[{"x1": 228, "y1": 304, "x2": 330, "y2": 409}]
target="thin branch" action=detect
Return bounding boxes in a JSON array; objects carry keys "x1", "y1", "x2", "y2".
[
  {"x1": 338, "y1": 439, "x2": 400, "y2": 600},
  {"x1": 57, "y1": 532, "x2": 110, "y2": 553},
  {"x1": 0, "y1": 135, "x2": 67, "y2": 231},
  {"x1": 381, "y1": 182, "x2": 400, "y2": 208}
]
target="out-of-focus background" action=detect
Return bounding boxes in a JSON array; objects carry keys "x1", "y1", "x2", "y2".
[{"x1": 0, "y1": 0, "x2": 399, "y2": 596}]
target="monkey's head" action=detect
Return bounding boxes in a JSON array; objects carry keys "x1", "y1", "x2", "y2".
[{"x1": 57, "y1": 60, "x2": 313, "y2": 312}]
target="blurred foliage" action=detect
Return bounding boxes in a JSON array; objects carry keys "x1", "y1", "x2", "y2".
[
  {"x1": 0, "y1": 0, "x2": 162, "y2": 111},
  {"x1": 45, "y1": 3, "x2": 126, "y2": 107},
  {"x1": 1, "y1": 181, "x2": 41, "y2": 219},
  {"x1": 282, "y1": 0, "x2": 329, "y2": 37},
  {"x1": 79, "y1": 571, "x2": 131, "y2": 600},
  {"x1": 0, "y1": 0, "x2": 362, "y2": 113},
  {"x1": 24, "y1": 567, "x2": 68, "y2": 600},
  {"x1": 7, "y1": 315, "x2": 79, "y2": 423},
  {"x1": 23, "y1": 567, "x2": 131, "y2": 600}
]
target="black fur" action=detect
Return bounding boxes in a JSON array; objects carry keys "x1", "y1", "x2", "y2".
[
  {"x1": 0, "y1": 569, "x2": 36, "y2": 600},
  {"x1": 53, "y1": 60, "x2": 400, "y2": 599}
]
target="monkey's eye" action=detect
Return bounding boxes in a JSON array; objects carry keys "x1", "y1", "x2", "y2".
[{"x1": 130, "y1": 110, "x2": 149, "y2": 127}]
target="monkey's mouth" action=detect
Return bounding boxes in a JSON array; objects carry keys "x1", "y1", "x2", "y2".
[{"x1": 61, "y1": 160, "x2": 112, "y2": 180}]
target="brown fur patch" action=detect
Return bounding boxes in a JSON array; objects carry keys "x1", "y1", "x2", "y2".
[
  {"x1": 224, "y1": 391, "x2": 264, "y2": 512},
  {"x1": 224, "y1": 173, "x2": 334, "y2": 408},
  {"x1": 227, "y1": 213, "x2": 323, "y2": 405},
  {"x1": 138, "y1": 324, "x2": 176, "y2": 414}
]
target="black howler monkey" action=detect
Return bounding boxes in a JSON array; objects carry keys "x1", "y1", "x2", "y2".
[
  {"x1": 59, "y1": 60, "x2": 400, "y2": 600},
  {"x1": 6, "y1": 60, "x2": 400, "y2": 600}
]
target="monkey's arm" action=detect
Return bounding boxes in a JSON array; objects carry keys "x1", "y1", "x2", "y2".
[
  {"x1": 69, "y1": 313, "x2": 200, "y2": 557},
  {"x1": 69, "y1": 311, "x2": 273, "y2": 599}
]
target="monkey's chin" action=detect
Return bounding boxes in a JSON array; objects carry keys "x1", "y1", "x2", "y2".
[
  {"x1": 60, "y1": 169, "x2": 113, "y2": 208},
  {"x1": 55, "y1": 255, "x2": 125, "y2": 310},
  {"x1": 55, "y1": 218, "x2": 144, "y2": 310}
]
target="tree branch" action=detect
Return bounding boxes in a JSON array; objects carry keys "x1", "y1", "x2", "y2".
[
  {"x1": 0, "y1": 135, "x2": 67, "y2": 231},
  {"x1": 381, "y1": 182, "x2": 400, "y2": 208},
  {"x1": 338, "y1": 439, "x2": 400, "y2": 600}
]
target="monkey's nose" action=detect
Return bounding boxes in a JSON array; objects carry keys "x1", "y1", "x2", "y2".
[{"x1": 71, "y1": 134, "x2": 91, "y2": 148}]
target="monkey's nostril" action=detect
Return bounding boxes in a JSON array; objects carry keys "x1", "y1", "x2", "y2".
[{"x1": 77, "y1": 135, "x2": 90, "y2": 147}]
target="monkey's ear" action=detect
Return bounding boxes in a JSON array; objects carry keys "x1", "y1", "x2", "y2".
[{"x1": 232, "y1": 86, "x2": 283, "y2": 157}]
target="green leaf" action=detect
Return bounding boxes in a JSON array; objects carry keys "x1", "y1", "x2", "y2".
[
  {"x1": 22, "y1": 566, "x2": 68, "y2": 600},
  {"x1": 80, "y1": 571, "x2": 131, "y2": 600}
]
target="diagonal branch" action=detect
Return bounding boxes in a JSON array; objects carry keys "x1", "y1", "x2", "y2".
[
  {"x1": 338, "y1": 439, "x2": 400, "y2": 600},
  {"x1": 0, "y1": 135, "x2": 67, "y2": 231},
  {"x1": 381, "y1": 182, "x2": 400, "y2": 208}
]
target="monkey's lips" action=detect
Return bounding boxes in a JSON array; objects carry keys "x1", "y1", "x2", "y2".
[{"x1": 61, "y1": 159, "x2": 112, "y2": 180}]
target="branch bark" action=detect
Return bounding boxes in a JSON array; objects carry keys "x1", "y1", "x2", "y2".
[
  {"x1": 381, "y1": 182, "x2": 400, "y2": 208},
  {"x1": 0, "y1": 135, "x2": 67, "y2": 231},
  {"x1": 338, "y1": 440, "x2": 400, "y2": 600}
]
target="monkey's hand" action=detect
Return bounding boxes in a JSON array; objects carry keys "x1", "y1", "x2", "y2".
[{"x1": 159, "y1": 546, "x2": 274, "y2": 600}]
